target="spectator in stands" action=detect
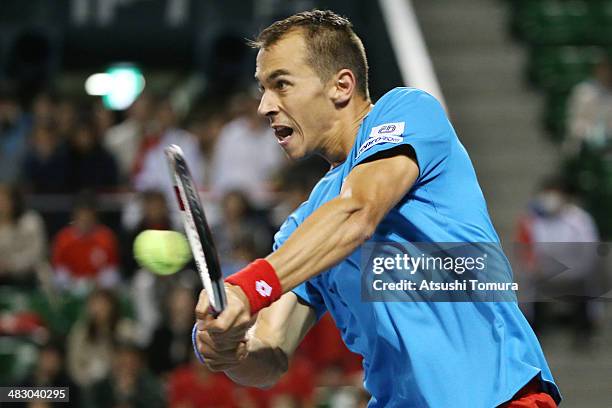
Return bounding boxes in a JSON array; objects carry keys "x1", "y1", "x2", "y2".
[
  {"x1": 104, "y1": 93, "x2": 153, "y2": 184},
  {"x1": 516, "y1": 177, "x2": 600, "y2": 347},
  {"x1": 55, "y1": 99, "x2": 77, "y2": 141},
  {"x1": 20, "y1": 122, "x2": 69, "y2": 193},
  {"x1": 132, "y1": 96, "x2": 203, "y2": 206},
  {"x1": 88, "y1": 342, "x2": 164, "y2": 408},
  {"x1": 245, "y1": 354, "x2": 316, "y2": 408},
  {"x1": 296, "y1": 314, "x2": 362, "y2": 387},
  {"x1": 269, "y1": 356, "x2": 316, "y2": 407},
  {"x1": 146, "y1": 284, "x2": 195, "y2": 376},
  {"x1": 221, "y1": 232, "x2": 259, "y2": 277},
  {"x1": 31, "y1": 92, "x2": 56, "y2": 127},
  {"x1": 565, "y1": 56, "x2": 612, "y2": 154},
  {"x1": 131, "y1": 268, "x2": 198, "y2": 348},
  {"x1": 67, "y1": 289, "x2": 135, "y2": 389},
  {"x1": 267, "y1": 395, "x2": 301, "y2": 408},
  {"x1": 20, "y1": 341, "x2": 81, "y2": 407},
  {"x1": 65, "y1": 115, "x2": 119, "y2": 192},
  {"x1": 210, "y1": 93, "x2": 285, "y2": 204},
  {"x1": 270, "y1": 157, "x2": 328, "y2": 228},
  {"x1": 213, "y1": 190, "x2": 273, "y2": 263},
  {"x1": 0, "y1": 183, "x2": 47, "y2": 287},
  {"x1": 0, "y1": 82, "x2": 31, "y2": 184},
  {"x1": 186, "y1": 107, "x2": 227, "y2": 188},
  {"x1": 167, "y1": 354, "x2": 243, "y2": 408},
  {"x1": 51, "y1": 194, "x2": 120, "y2": 294},
  {"x1": 93, "y1": 99, "x2": 116, "y2": 137}
]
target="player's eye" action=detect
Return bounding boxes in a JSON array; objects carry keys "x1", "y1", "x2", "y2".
[
  {"x1": 275, "y1": 80, "x2": 289, "y2": 90},
  {"x1": 257, "y1": 84, "x2": 265, "y2": 93}
]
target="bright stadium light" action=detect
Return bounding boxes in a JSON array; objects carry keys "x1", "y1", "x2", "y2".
[
  {"x1": 85, "y1": 65, "x2": 145, "y2": 110},
  {"x1": 85, "y1": 73, "x2": 112, "y2": 95},
  {"x1": 84, "y1": 64, "x2": 145, "y2": 110}
]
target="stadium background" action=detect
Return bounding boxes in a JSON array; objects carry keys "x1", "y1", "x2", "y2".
[{"x1": 0, "y1": 0, "x2": 610, "y2": 406}]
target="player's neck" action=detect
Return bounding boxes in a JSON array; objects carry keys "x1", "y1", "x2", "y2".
[{"x1": 324, "y1": 99, "x2": 372, "y2": 168}]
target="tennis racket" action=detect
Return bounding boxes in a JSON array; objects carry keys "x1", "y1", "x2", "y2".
[{"x1": 165, "y1": 144, "x2": 227, "y2": 316}]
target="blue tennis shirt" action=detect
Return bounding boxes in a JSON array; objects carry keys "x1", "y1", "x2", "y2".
[{"x1": 273, "y1": 88, "x2": 561, "y2": 407}]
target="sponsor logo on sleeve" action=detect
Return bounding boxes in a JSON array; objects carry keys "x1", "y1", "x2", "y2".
[
  {"x1": 369, "y1": 121, "x2": 405, "y2": 138},
  {"x1": 357, "y1": 135, "x2": 402, "y2": 157},
  {"x1": 356, "y1": 122, "x2": 406, "y2": 158}
]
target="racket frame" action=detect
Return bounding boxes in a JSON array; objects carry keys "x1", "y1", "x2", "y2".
[{"x1": 165, "y1": 144, "x2": 227, "y2": 315}]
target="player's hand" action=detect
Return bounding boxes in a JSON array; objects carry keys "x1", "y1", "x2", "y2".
[{"x1": 194, "y1": 284, "x2": 254, "y2": 371}]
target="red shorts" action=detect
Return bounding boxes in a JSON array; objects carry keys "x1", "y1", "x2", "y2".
[{"x1": 498, "y1": 378, "x2": 557, "y2": 408}]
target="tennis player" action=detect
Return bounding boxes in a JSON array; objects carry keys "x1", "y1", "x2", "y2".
[{"x1": 195, "y1": 10, "x2": 561, "y2": 407}]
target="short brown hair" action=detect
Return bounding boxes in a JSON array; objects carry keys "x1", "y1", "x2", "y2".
[{"x1": 250, "y1": 10, "x2": 370, "y2": 99}]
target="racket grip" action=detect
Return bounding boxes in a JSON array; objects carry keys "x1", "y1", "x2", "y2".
[{"x1": 209, "y1": 305, "x2": 221, "y2": 319}]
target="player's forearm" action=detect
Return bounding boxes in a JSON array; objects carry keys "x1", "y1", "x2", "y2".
[
  {"x1": 267, "y1": 195, "x2": 376, "y2": 291},
  {"x1": 224, "y1": 335, "x2": 288, "y2": 388}
]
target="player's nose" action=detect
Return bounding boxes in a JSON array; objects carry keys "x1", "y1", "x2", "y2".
[{"x1": 257, "y1": 91, "x2": 279, "y2": 118}]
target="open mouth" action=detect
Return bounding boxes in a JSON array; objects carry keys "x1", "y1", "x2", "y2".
[{"x1": 273, "y1": 126, "x2": 294, "y2": 144}]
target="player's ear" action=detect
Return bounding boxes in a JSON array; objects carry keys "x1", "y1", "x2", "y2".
[{"x1": 329, "y1": 69, "x2": 356, "y2": 106}]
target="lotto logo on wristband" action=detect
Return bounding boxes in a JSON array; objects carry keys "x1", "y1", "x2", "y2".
[
  {"x1": 225, "y1": 259, "x2": 281, "y2": 315},
  {"x1": 256, "y1": 280, "x2": 272, "y2": 297}
]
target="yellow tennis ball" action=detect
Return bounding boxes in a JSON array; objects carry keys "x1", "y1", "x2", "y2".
[{"x1": 133, "y1": 230, "x2": 192, "y2": 275}]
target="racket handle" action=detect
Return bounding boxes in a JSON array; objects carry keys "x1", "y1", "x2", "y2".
[{"x1": 209, "y1": 305, "x2": 221, "y2": 319}]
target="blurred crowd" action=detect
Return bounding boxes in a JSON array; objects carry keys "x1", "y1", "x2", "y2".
[
  {"x1": 0, "y1": 82, "x2": 367, "y2": 407},
  {"x1": 564, "y1": 57, "x2": 612, "y2": 155},
  {"x1": 514, "y1": 56, "x2": 612, "y2": 351},
  {"x1": 559, "y1": 56, "x2": 612, "y2": 238}
]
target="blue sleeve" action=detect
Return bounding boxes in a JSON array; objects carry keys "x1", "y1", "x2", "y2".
[
  {"x1": 273, "y1": 206, "x2": 328, "y2": 320},
  {"x1": 291, "y1": 281, "x2": 327, "y2": 320},
  {"x1": 353, "y1": 89, "x2": 451, "y2": 184}
]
